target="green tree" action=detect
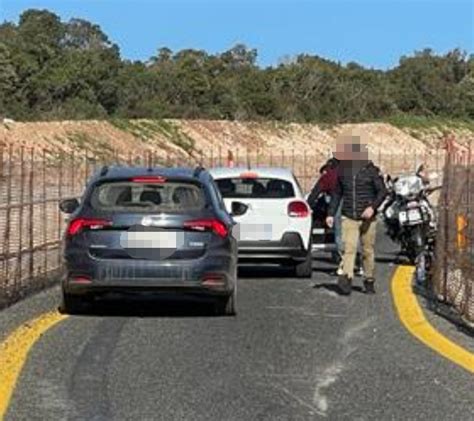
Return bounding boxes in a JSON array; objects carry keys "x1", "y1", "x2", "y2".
[
  {"x1": 0, "y1": 8, "x2": 472, "y2": 123},
  {"x1": 0, "y1": 43, "x2": 18, "y2": 116}
]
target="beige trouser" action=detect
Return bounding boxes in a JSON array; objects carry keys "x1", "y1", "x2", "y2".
[{"x1": 341, "y1": 216, "x2": 377, "y2": 280}]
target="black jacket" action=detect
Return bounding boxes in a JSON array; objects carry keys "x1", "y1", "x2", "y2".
[{"x1": 328, "y1": 160, "x2": 387, "y2": 220}]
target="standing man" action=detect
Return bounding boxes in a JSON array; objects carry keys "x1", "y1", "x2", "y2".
[{"x1": 326, "y1": 133, "x2": 387, "y2": 295}]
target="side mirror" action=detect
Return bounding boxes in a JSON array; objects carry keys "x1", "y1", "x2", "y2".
[
  {"x1": 427, "y1": 185, "x2": 442, "y2": 195},
  {"x1": 59, "y1": 198, "x2": 79, "y2": 214},
  {"x1": 416, "y1": 164, "x2": 425, "y2": 175},
  {"x1": 231, "y1": 201, "x2": 248, "y2": 217}
]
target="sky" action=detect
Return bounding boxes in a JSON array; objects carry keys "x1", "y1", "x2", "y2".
[{"x1": 0, "y1": 0, "x2": 472, "y2": 69}]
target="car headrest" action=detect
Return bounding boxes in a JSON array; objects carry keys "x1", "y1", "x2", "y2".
[
  {"x1": 116, "y1": 188, "x2": 132, "y2": 205},
  {"x1": 252, "y1": 182, "x2": 266, "y2": 195},
  {"x1": 172, "y1": 187, "x2": 194, "y2": 207},
  {"x1": 140, "y1": 190, "x2": 162, "y2": 205},
  {"x1": 217, "y1": 179, "x2": 235, "y2": 194}
]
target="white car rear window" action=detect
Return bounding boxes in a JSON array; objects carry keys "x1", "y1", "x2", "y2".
[{"x1": 215, "y1": 178, "x2": 295, "y2": 199}]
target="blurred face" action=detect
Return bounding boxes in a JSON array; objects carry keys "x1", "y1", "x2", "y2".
[{"x1": 333, "y1": 134, "x2": 369, "y2": 161}]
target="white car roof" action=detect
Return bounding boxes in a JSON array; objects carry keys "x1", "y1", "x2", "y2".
[{"x1": 209, "y1": 167, "x2": 296, "y2": 182}]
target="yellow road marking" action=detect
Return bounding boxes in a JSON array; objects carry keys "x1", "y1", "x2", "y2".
[
  {"x1": 391, "y1": 265, "x2": 474, "y2": 374},
  {"x1": 0, "y1": 311, "x2": 68, "y2": 420}
]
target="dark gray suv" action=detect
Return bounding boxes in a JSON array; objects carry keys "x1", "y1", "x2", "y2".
[{"x1": 59, "y1": 166, "x2": 238, "y2": 315}]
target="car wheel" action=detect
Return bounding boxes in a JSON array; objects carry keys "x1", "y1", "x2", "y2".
[
  {"x1": 61, "y1": 291, "x2": 88, "y2": 315},
  {"x1": 295, "y1": 245, "x2": 313, "y2": 278},
  {"x1": 215, "y1": 289, "x2": 236, "y2": 316}
]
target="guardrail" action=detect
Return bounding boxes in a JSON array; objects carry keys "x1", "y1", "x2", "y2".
[{"x1": 0, "y1": 144, "x2": 444, "y2": 309}]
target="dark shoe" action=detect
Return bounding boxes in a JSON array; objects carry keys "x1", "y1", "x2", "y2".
[
  {"x1": 338, "y1": 275, "x2": 352, "y2": 295},
  {"x1": 363, "y1": 278, "x2": 376, "y2": 294}
]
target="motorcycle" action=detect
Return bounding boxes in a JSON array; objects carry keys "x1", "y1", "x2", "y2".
[{"x1": 382, "y1": 165, "x2": 440, "y2": 273}]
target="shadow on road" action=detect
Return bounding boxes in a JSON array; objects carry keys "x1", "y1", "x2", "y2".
[
  {"x1": 313, "y1": 282, "x2": 365, "y2": 294},
  {"x1": 60, "y1": 296, "x2": 222, "y2": 318},
  {"x1": 238, "y1": 265, "x2": 296, "y2": 278}
]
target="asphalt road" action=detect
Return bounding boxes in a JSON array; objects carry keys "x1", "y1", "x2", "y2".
[{"x1": 2, "y1": 234, "x2": 473, "y2": 421}]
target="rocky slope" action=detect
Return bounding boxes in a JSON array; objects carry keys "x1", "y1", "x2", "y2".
[{"x1": 0, "y1": 119, "x2": 472, "y2": 161}]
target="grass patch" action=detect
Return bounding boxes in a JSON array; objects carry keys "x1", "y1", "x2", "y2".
[
  {"x1": 109, "y1": 118, "x2": 195, "y2": 154},
  {"x1": 385, "y1": 114, "x2": 474, "y2": 133},
  {"x1": 109, "y1": 118, "x2": 135, "y2": 133},
  {"x1": 67, "y1": 132, "x2": 115, "y2": 160}
]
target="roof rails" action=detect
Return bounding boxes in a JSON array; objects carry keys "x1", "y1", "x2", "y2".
[{"x1": 193, "y1": 165, "x2": 205, "y2": 178}]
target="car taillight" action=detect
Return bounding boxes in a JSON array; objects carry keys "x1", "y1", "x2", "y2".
[
  {"x1": 288, "y1": 201, "x2": 309, "y2": 218},
  {"x1": 131, "y1": 176, "x2": 166, "y2": 183},
  {"x1": 239, "y1": 172, "x2": 259, "y2": 179},
  {"x1": 184, "y1": 219, "x2": 228, "y2": 238},
  {"x1": 202, "y1": 273, "x2": 226, "y2": 287},
  {"x1": 70, "y1": 275, "x2": 92, "y2": 284},
  {"x1": 67, "y1": 218, "x2": 112, "y2": 236}
]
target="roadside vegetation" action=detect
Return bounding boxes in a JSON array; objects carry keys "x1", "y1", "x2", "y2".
[{"x1": 0, "y1": 9, "x2": 473, "y2": 126}]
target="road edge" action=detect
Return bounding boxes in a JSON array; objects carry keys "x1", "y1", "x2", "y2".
[
  {"x1": 0, "y1": 311, "x2": 68, "y2": 420},
  {"x1": 391, "y1": 265, "x2": 474, "y2": 374}
]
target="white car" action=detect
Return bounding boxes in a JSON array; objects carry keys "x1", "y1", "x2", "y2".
[{"x1": 209, "y1": 167, "x2": 313, "y2": 277}]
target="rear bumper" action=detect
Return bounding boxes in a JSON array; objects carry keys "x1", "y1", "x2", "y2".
[
  {"x1": 63, "y1": 283, "x2": 232, "y2": 299},
  {"x1": 63, "y1": 254, "x2": 235, "y2": 297},
  {"x1": 237, "y1": 232, "x2": 308, "y2": 262}
]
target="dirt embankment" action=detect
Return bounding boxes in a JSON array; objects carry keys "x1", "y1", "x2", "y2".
[{"x1": 0, "y1": 119, "x2": 472, "y2": 160}]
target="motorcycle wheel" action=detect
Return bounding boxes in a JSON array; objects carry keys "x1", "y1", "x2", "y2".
[{"x1": 406, "y1": 225, "x2": 426, "y2": 264}]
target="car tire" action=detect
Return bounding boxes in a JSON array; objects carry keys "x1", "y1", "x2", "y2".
[
  {"x1": 61, "y1": 291, "x2": 88, "y2": 315},
  {"x1": 215, "y1": 290, "x2": 236, "y2": 316},
  {"x1": 295, "y1": 245, "x2": 313, "y2": 278}
]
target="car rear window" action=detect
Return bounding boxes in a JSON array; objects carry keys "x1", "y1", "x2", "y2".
[
  {"x1": 90, "y1": 180, "x2": 206, "y2": 213},
  {"x1": 215, "y1": 177, "x2": 295, "y2": 199}
]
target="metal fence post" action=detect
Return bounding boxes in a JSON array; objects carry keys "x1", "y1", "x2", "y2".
[
  {"x1": 84, "y1": 150, "x2": 89, "y2": 187},
  {"x1": 16, "y1": 147, "x2": 25, "y2": 292},
  {"x1": 292, "y1": 147, "x2": 295, "y2": 174},
  {"x1": 42, "y1": 148, "x2": 47, "y2": 277},
  {"x1": 0, "y1": 143, "x2": 3, "y2": 179},
  {"x1": 28, "y1": 148, "x2": 34, "y2": 280},
  {"x1": 303, "y1": 150, "x2": 307, "y2": 192},
  {"x1": 3, "y1": 145, "x2": 13, "y2": 285},
  {"x1": 57, "y1": 152, "x2": 63, "y2": 268},
  {"x1": 442, "y1": 148, "x2": 451, "y2": 298},
  {"x1": 70, "y1": 150, "x2": 76, "y2": 196}
]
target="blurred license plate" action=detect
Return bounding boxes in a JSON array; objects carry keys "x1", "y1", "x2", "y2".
[
  {"x1": 400, "y1": 209, "x2": 421, "y2": 223},
  {"x1": 237, "y1": 223, "x2": 272, "y2": 241},
  {"x1": 408, "y1": 209, "x2": 421, "y2": 221},
  {"x1": 121, "y1": 231, "x2": 181, "y2": 249}
]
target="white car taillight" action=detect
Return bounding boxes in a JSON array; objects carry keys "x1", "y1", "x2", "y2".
[{"x1": 288, "y1": 201, "x2": 309, "y2": 218}]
